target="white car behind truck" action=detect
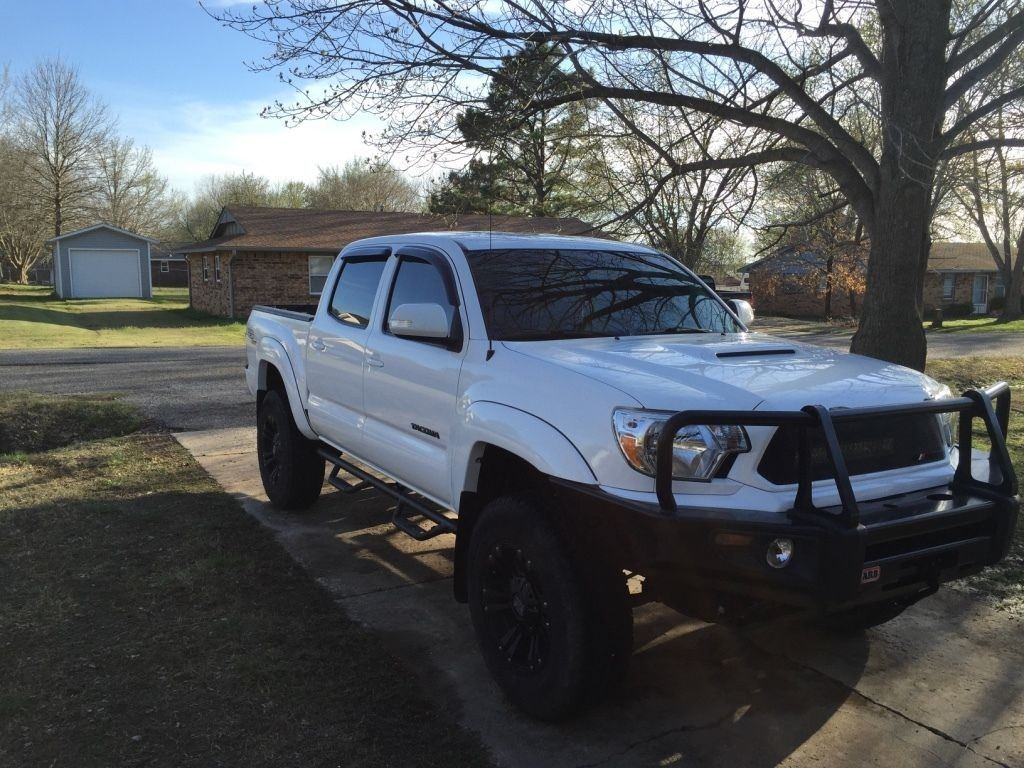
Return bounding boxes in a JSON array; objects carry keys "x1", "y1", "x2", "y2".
[{"x1": 245, "y1": 232, "x2": 1018, "y2": 720}]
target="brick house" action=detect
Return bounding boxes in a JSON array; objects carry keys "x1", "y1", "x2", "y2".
[
  {"x1": 921, "y1": 242, "x2": 1009, "y2": 316},
  {"x1": 743, "y1": 247, "x2": 865, "y2": 319},
  {"x1": 744, "y1": 242, "x2": 1010, "y2": 319},
  {"x1": 175, "y1": 207, "x2": 598, "y2": 319},
  {"x1": 150, "y1": 243, "x2": 189, "y2": 288}
]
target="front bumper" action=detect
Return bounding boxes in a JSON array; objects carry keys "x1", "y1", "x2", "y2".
[{"x1": 553, "y1": 383, "x2": 1019, "y2": 619}]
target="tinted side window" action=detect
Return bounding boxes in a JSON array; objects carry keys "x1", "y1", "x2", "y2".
[
  {"x1": 329, "y1": 258, "x2": 387, "y2": 328},
  {"x1": 385, "y1": 258, "x2": 455, "y2": 331}
]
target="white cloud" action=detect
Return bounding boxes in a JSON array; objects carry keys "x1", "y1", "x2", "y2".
[{"x1": 120, "y1": 96, "x2": 387, "y2": 192}]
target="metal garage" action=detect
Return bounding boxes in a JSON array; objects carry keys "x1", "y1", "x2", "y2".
[{"x1": 50, "y1": 224, "x2": 156, "y2": 299}]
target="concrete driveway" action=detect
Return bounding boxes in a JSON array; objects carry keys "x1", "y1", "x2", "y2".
[{"x1": 177, "y1": 426, "x2": 1024, "y2": 768}]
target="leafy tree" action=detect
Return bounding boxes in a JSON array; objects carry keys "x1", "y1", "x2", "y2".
[
  {"x1": 0, "y1": 137, "x2": 50, "y2": 283},
  {"x1": 13, "y1": 58, "x2": 113, "y2": 236},
  {"x1": 591, "y1": 105, "x2": 757, "y2": 270},
  {"x1": 306, "y1": 158, "x2": 420, "y2": 211},
  {"x1": 429, "y1": 43, "x2": 596, "y2": 218},
  {"x1": 756, "y1": 165, "x2": 868, "y2": 319},
  {"x1": 91, "y1": 137, "x2": 173, "y2": 236},
  {"x1": 214, "y1": 0, "x2": 1024, "y2": 369},
  {"x1": 175, "y1": 171, "x2": 289, "y2": 240}
]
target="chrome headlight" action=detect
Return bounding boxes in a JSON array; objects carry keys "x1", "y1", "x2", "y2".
[
  {"x1": 612, "y1": 408, "x2": 750, "y2": 481},
  {"x1": 927, "y1": 382, "x2": 955, "y2": 447}
]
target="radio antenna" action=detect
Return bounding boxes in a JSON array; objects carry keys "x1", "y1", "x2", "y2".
[{"x1": 485, "y1": 161, "x2": 495, "y2": 360}]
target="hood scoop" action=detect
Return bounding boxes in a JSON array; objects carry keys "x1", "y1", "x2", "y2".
[{"x1": 716, "y1": 347, "x2": 796, "y2": 359}]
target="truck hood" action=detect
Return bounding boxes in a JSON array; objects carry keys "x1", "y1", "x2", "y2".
[{"x1": 502, "y1": 333, "x2": 939, "y2": 412}]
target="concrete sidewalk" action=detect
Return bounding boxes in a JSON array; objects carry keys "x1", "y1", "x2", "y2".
[{"x1": 177, "y1": 426, "x2": 1024, "y2": 768}]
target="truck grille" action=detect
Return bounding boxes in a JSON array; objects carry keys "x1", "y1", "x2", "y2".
[{"x1": 757, "y1": 413, "x2": 947, "y2": 485}]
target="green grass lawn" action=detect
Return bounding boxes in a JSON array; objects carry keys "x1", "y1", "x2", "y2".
[
  {"x1": 926, "y1": 316, "x2": 1024, "y2": 334},
  {"x1": 0, "y1": 392, "x2": 492, "y2": 768},
  {"x1": 927, "y1": 357, "x2": 1024, "y2": 605},
  {"x1": 0, "y1": 284, "x2": 245, "y2": 349}
]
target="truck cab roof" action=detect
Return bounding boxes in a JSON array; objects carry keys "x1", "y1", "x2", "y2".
[{"x1": 342, "y1": 231, "x2": 655, "y2": 254}]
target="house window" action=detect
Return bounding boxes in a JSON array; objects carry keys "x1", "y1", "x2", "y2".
[
  {"x1": 214, "y1": 255, "x2": 222, "y2": 283},
  {"x1": 993, "y1": 273, "x2": 1006, "y2": 299},
  {"x1": 942, "y1": 273, "x2": 955, "y2": 300},
  {"x1": 202, "y1": 256, "x2": 210, "y2": 283},
  {"x1": 309, "y1": 255, "x2": 334, "y2": 295},
  {"x1": 160, "y1": 260, "x2": 169, "y2": 273},
  {"x1": 973, "y1": 274, "x2": 989, "y2": 311}
]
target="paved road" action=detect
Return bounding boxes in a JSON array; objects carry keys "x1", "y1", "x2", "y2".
[
  {"x1": 178, "y1": 426, "x2": 1024, "y2": 768},
  {"x1": 753, "y1": 318, "x2": 1024, "y2": 358},
  {"x1": 0, "y1": 346, "x2": 252, "y2": 431},
  {"x1": 0, "y1": 324, "x2": 1019, "y2": 433}
]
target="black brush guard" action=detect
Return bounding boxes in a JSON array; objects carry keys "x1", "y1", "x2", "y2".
[
  {"x1": 655, "y1": 382, "x2": 1017, "y2": 521},
  {"x1": 553, "y1": 383, "x2": 1017, "y2": 616}
]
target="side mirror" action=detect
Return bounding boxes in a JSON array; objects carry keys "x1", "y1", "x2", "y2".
[
  {"x1": 728, "y1": 298, "x2": 755, "y2": 326},
  {"x1": 699, "y1": 274, "x2": 717, "y2": 291},
  {"x1": 389, "y1": 302, "x2": 452, "y2": 340}
]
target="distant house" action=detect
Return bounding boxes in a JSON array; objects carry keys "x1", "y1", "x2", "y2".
[
  {"x1": 743, "y1": 242, "x2": 1010, "y2": 319},
  {"x1": 150, "y1": 243, "x2": 189, "y2": 288},
  {"x1": 923, "y1": 242, "x2": 1009, "y2": 316},
  {"x1": 174, "y1": 206, "x2": 599, "y2": 319},
  {"x1": 0, "y1": 258, "x2": 52, "y2": 285},
  {"x1": 742, "y1": 246, "x2": 865, "y2": 318},
  {"x1": 49, "y1": 224, "x2": 157, "y2": 299}
]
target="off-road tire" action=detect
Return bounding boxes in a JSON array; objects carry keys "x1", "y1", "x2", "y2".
[
  {"x1": 467, "y1": 495, "x2": 633, "y2": 720},
  {"x1": 257, "y1": 389, "x2": 325, "y2": 510}
]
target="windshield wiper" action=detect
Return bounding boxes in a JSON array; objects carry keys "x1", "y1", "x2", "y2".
[
  {"x1": 500, "y1": 330, "x2": 615, "y2": 341},
  {"x1": 648, "y1": 327, "x2": 715, "y2": 335}
]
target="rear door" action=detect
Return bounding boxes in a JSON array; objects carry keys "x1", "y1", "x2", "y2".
[
  {"x1": 305, "y1": 248, "x2": 390, "y2": 456},
  {"x1": 361, "y1": 246, "x2": 467, "y2": 505}
]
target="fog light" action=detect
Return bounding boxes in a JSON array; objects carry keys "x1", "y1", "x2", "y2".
[{"x1": 766, "y1": 538, "x2": 794, "y2": 569}]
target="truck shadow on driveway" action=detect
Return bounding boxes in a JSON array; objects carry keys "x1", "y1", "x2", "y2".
[{"x1": 177, "y1": 427, "x2": 1024, "y2": 768}]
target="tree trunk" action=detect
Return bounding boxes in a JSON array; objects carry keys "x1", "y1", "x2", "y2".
[
  {"x1": 17, "y1": 263, "x2": 29, "y2": 284},
  {"x1": 850, "y1": 0, "x2": 951, "y2": 371},
  {"x1": 824, "y1": 254, "x2": 834, "y2": 320},
  {"x1": 999, "y1": 243, "x2": 1024, "y2": 322}
]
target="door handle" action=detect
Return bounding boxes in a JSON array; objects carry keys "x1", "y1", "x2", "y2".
[
  {"x1": 367, "y1": 355, "x2": 384, "y2": 368},
  {"x1": 310, "y1": 338, "x2": 326, "y2": 352}
]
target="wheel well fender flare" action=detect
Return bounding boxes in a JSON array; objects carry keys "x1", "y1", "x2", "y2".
[
  {"x1": 451, "y1": 403, "x2": 597, "y2": 603},
  {"x1": 453, "y1": 401, "x2": 597, "y2": 498},
  {"x1": 256, "y1": 340, "x2": 317, "y2": 440}
]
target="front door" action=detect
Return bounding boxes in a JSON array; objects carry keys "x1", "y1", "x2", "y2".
[
  {"x1": 972, "y1": 274, "x2": 989, "y2": 314},
  {"x1": 305, "y1": 252, "x2": 390, "y2": 456},
  {"x1": 361, "y1": 248, "x2": 466, "y2": 505}
]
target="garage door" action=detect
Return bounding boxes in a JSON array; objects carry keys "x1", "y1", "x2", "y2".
[{"x1": 69, "y1": 249, "x2": 143, "y2": 298}]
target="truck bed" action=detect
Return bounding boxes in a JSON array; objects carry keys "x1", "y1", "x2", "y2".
[{"x1": 251, "y1": 304, "x2": 317, "y2": 320}]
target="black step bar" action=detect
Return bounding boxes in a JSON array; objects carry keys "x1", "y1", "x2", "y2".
[
  {"x1": 655, "y1": 382, "x2": 1017, "y2": 525},
  {"x1": 317, "y1": 447, "x2": 457, "y2": 541}
]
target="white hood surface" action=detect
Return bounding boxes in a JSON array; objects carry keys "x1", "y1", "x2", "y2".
[{"x1": 504, "y1": 332, "x2": 937, "y2": 413}]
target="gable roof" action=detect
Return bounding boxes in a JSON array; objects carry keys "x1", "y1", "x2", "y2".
[
  {"x1": 743, "y1": 241, "x2": 1005, "y2": 275},
  {"x1": 926, "y1": 241, "x2": 1007, "y2": 272},
  {"x1": 46, "y1": 223, "x2": 159, "y2": 244},
  {"x1": 150, "y1": 242, "x2": 189, "y2": 260},
  {"x1": 174, "y1": 206, "x2": 600, "y2": 255}
]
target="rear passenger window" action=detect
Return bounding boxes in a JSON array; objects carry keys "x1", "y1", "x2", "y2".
[
  {"x1": 385, "y1": 257, "x2": 455, "y2": 332},
  {"x1": 329, "y1": 258, "x2": 387, "y2": 328}
]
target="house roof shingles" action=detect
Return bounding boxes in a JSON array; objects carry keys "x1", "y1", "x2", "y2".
[
  {"x1": 926, "y1": 241, "x2": 1009, "y2": 272},
  {"x1": 174, "y1": 206, "x2": 599, "y2": 255},
  {"x1": 743, "y1": 241, "x2": 1008, "y2": 275}
]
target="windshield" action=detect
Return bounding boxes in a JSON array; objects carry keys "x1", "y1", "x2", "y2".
[{"x1": 466, "y1": 248, "x2": 742, "y2": 341}]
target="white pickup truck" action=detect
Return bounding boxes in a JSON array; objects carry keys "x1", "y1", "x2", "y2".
[{"x1": 245, "y1": 232, "x2": 1018, "y2": 720}]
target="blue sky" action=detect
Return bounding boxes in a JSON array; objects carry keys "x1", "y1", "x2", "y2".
[{"x1": 2, "y1": 0, "x2": 382, "y2": 191}]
